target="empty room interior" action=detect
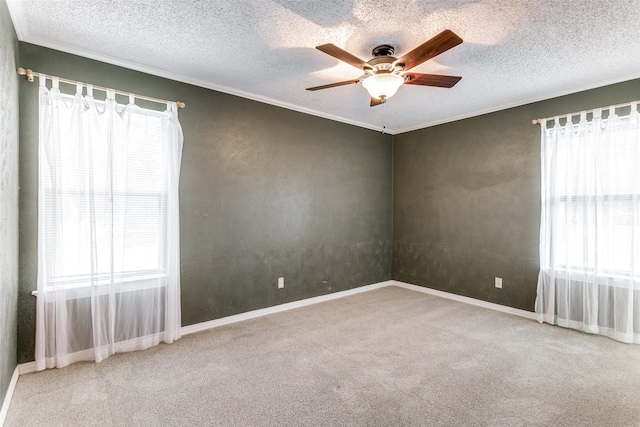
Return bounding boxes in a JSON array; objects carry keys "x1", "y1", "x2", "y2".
[{"x1": 1, "y1": 0, "x2": 640, "y2": 426}]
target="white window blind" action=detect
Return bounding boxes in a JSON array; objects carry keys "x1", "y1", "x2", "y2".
[
  {"x1": 41, "y1": 94, "x2": 169, "y2": 289},
  {"x1": 536, "y1": 105, "x2": 640, "y2": 344},
  {"x1": 35, "y1": 78, "x2": 183, "y2": 370},
  {"x1": 546, "y1": 119, "x2": 640, "y2": 278}
]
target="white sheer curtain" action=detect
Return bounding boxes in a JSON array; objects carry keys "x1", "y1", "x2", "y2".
[
  {"x1": 536, "y1": 103, "x2": 640, "y2": 344},
  {"x1": 35, "y1": 75, "x2": 183, "y2": 370}
]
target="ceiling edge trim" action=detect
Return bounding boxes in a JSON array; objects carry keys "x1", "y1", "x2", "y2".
[
  {"x1": 394, "y1": 72, "x2": 640, "y2": 134},
  {"x1": 6, "y1": 0, "x2": 28, "y2": 39},
  {"x1": 14, "y1": 7, "x2": 638, "y2": 137},
  {"x1": 15, "y1": 33, "x2": 393, "y2": 134}
]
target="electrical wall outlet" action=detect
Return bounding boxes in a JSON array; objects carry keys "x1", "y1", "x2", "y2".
[
  {"x1": 277, "y1": 277, "x2": 284, "y2": 289},
  {"x1": 495, "y1": 277, "x2": 503, "y2": 289}
]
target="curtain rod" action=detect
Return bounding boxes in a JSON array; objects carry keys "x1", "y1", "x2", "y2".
[
  {"x1": 17, "y1": 67, "x2": 185, "y2": 109},
  {"x1": 531, "y1": 99, "x2": 638, "y2": 125}
]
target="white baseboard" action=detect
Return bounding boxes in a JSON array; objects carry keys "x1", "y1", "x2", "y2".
[
  {"x1": 392, "y1": 280, "x2": 538, "y2": 320},
  {"x1": 17, "y1": 362, "x2": 37, "y2": 376},
  {"x1": 17, "y1": 280, "x2": 395, "y2": 378},
  {"x1": 0, "y1": 366, "x2": 19, "y2": 427},
  {"x1": 181, "y1": 280, "x2": 394, "y2": 336},
  {"x1": 6, "y1": 278, "x2": 536, "y2": 424},
  {"x1": 14, "y1": 279, "x2": 536, "y2": 387},
  {"x1": 181, "y1": 279, "x2": 536, "y2": 338}
]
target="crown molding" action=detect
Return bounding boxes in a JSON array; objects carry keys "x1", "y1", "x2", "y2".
[
  {"x1": 8, "y1": 0, "x2": 640, "y2": 136},
  {"x1": 10, "y1": 38, "x2": 391, "y2": 134},
  {"x1": 393, "y1": 72, "x2": 640, "y2": 135},
  {"x1": 5, "y1": 0, "x2": 393, "y2": 133},
  {"x1": 5, "y1": 0, "x2": 27, "y2": 39}
]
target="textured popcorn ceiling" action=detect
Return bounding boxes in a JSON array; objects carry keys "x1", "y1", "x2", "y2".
[{"x1": 7, "y1": 0, "x2": 640, "y2": 133}]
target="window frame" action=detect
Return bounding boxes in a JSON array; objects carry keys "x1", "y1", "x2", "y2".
[{"x1": 38, "y1": 93, "x2": 171, "y2": 298}]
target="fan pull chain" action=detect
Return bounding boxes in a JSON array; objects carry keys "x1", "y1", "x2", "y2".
[{"x1": 381, "y1": 100, "x2": 386, "y2": 134}]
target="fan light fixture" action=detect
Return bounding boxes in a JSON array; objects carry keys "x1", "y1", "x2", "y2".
[
  {"x1": 306, "y1": 31, "x2": 463, "y2": 107},
  {"x1": 361, "y1": 73, "x2": 405, "y2": 100}
]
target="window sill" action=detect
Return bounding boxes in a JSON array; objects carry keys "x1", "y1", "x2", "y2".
[
  {"x1": 31, "y1": 272, "x2": 168, "y2": 299},
  {"x1": 542, "y1": 267, "x2": 640, "y2": 290}
]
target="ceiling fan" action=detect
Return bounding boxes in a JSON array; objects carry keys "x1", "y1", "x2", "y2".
[{"x1": 306, "y1": 30, "x2": 463, "y2": 106}]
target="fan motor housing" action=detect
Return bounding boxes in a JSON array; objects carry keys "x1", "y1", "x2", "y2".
[
  {"x1": 372, "y1": 44, "x2": 395, "y2": 57},
  {"x1": 367, "y1": 45, "x2": 402, "y2": 75}
]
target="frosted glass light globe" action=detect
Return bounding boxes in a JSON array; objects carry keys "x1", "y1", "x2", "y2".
[{"x1": 361, "y1": 74, "x2": 404, "y2": 100}]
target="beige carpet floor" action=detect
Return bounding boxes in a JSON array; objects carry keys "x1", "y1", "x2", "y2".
[{"x1": 5, "y1": 286, "x2": 640, "y2": 426}]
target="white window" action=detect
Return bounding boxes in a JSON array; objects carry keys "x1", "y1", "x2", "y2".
[
  {"x1": 35, "y1": 77, "x2": 183, "y2": 369},
  {"x1": 541, "y1": 112, "x2": 640, "y2": 281},
  {"x1": 536, "y1": 105, "x2": 640, "y2": 344},
  {"x1": 41, "y1": 94, "x2": 170, "y2": 293}
]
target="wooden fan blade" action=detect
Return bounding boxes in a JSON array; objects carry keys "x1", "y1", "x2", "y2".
[
  {"x1": 370, "y1": 97, "x2": 385, "y2": 107},
  {"x1": 306, "y1": 79, "x2": 360, "y2": 91},
  {"x1": 404, "y1": 73, "x2": 462, "y2": 88},
  {"x1": 395, "y1": 30, "x2": 463, "y2": 71},
  {"x1": 316, "y1": 44, "x2": 368, "y2": 70}
]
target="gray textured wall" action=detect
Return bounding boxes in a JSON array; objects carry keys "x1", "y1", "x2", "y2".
[
  {"x1": 393, "y1": 78, "x2": 640, "y2": 311},
  {"x1": 17, "y1": 43, "x2": 393, "y2": 363},
  {"x1": 0, "y1": 0, "x2": 19, "y2": 405},
  {"x1": 16, "y1": 38, "x2": 640, "y2": 366}
]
